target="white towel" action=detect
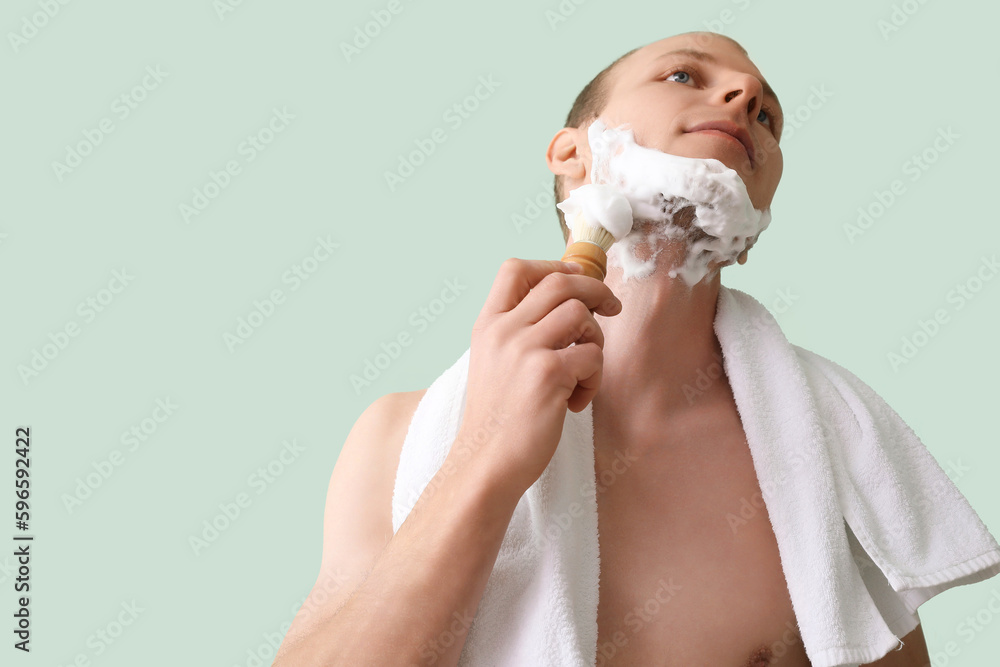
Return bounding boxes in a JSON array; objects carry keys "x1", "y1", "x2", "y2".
[{"x1": 390, "y1": 284, "x2": 1000, "y2": 667}]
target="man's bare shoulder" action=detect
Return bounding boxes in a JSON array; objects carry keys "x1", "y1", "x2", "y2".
[
  {"x1": 374, "y1": 388, "x2": 428, "y2": 432},
  {"x1": 278, "y1": 388, "x2": 430, "y2": 657},
  {"x1": 321, "y1": 388, "x2": 428, "y2": 563},
  {"x1": 360, "y1": 388, "x2": 428, "y2": 472},
  {"x1": 386, "y1": 388, "x2": 428, "y2": 412}
]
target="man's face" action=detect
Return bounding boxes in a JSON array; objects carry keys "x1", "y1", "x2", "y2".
[{"x1": 556, "y1": 32, "x2": 784, "y2": 212}]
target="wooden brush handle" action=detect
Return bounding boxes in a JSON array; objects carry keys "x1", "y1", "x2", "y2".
[{"x1": 561, "y1": 241, "x2": 607, "y2": 282}]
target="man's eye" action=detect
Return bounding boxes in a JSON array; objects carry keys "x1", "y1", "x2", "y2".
[
  {"x1": 664, "y1": 70, "x2": 692, "y2": 84},
  {"x1": 757, "y1": 106, "x2": 775, "y2": 127}
]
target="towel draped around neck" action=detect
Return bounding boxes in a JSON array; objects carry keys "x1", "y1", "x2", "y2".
[{"x1": 391, "y1": 285, "x2": 1000, "y2": 666}]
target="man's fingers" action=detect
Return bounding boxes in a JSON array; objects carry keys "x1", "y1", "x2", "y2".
[
  {"x1": 482, "y1": 258, "x2": 584, "y2": 316},
  {"x1": 531, "y1": 299, "x2": 604, "y2": 351},
  {"x1": 511, "y1": 271, "x2": 621, "y2": 324},
  {"x1": 557, "y1": 342, "x2": 603, "y2": 413}
]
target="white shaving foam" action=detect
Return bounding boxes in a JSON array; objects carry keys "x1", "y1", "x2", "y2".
[
  {"x1": 583, "y1": 118, "x2": 772, "y2": 285},
  {"x1": 555, "y1": 183, "x2": 634, "y2": 242}
]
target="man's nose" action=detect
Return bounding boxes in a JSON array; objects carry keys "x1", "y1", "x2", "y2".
[{"x1": 725, "y1": 88, "x2": 760, "y2": 119}]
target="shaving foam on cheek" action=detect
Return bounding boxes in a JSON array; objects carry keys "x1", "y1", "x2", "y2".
[
  {"x1": 585, "y1": 118, "x2": 772, "y2": 286},
  {"x1": 556, "y1": 183, "x2": 633, "y2": 242}
]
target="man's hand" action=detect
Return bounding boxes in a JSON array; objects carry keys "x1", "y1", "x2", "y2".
[{"x1": 458, "y1": 257, "x2": 622, "y2": 497}]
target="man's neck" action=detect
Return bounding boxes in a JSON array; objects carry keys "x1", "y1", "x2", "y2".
[{"x1": 592, "y1": 244, "x2": 726, "y2": 434}]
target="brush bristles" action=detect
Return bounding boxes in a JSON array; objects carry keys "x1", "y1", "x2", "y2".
[{"x1": 571, "y1": 214, "x2": 616, "y2": 253}]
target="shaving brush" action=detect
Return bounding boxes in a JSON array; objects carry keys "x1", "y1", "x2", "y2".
[{"x1": 557, "y1": 184, "x2": 633, "y2": 282}]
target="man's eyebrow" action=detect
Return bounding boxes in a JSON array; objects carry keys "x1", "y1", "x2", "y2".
[{"x1": 651, "y1": 48, "x2": 782, "y2": 114}]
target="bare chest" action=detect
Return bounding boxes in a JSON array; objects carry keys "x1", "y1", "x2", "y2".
[{"x1": 592, "y1": 402, "x2": 812, "y2": 667}]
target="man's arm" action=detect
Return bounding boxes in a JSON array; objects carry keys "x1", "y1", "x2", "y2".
[
  {"x1": 273, "y1": 258, "x2": 621, "y2": 665},
  {"x1": 273, "y1": 389, "x2": 524, "y2": 667},
  {"x1": 273, "y1": 390, "x2": 421, "y2": 664},
  {"x1": 862, "y1": 621, "x2": 931, "y2": 666}
]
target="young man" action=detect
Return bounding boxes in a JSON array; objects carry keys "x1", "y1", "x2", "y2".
[{"x1": 275, "y1": 32, "x2": 933, "y2": 666}]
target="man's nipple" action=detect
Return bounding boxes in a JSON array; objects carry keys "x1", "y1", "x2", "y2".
[{"x1": 745, "y1": 645, "x2": 773, "y2": 667}]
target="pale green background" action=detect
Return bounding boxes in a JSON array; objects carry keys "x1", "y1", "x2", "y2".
[{"x1": 2, "y1": 0, "x2": 999, "y2": 665}]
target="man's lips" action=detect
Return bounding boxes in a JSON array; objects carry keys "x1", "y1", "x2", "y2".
[{"x1": 686, "y1": 121, "x2": 756, "y2": 167}]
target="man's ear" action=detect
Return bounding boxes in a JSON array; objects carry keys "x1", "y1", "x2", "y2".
[
  {"x1": 546, "y1": 127, "x2": 587, "y2": 181},
  {"x1": 736, "y1": 248, "x2": 749, "y2": 265}
]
